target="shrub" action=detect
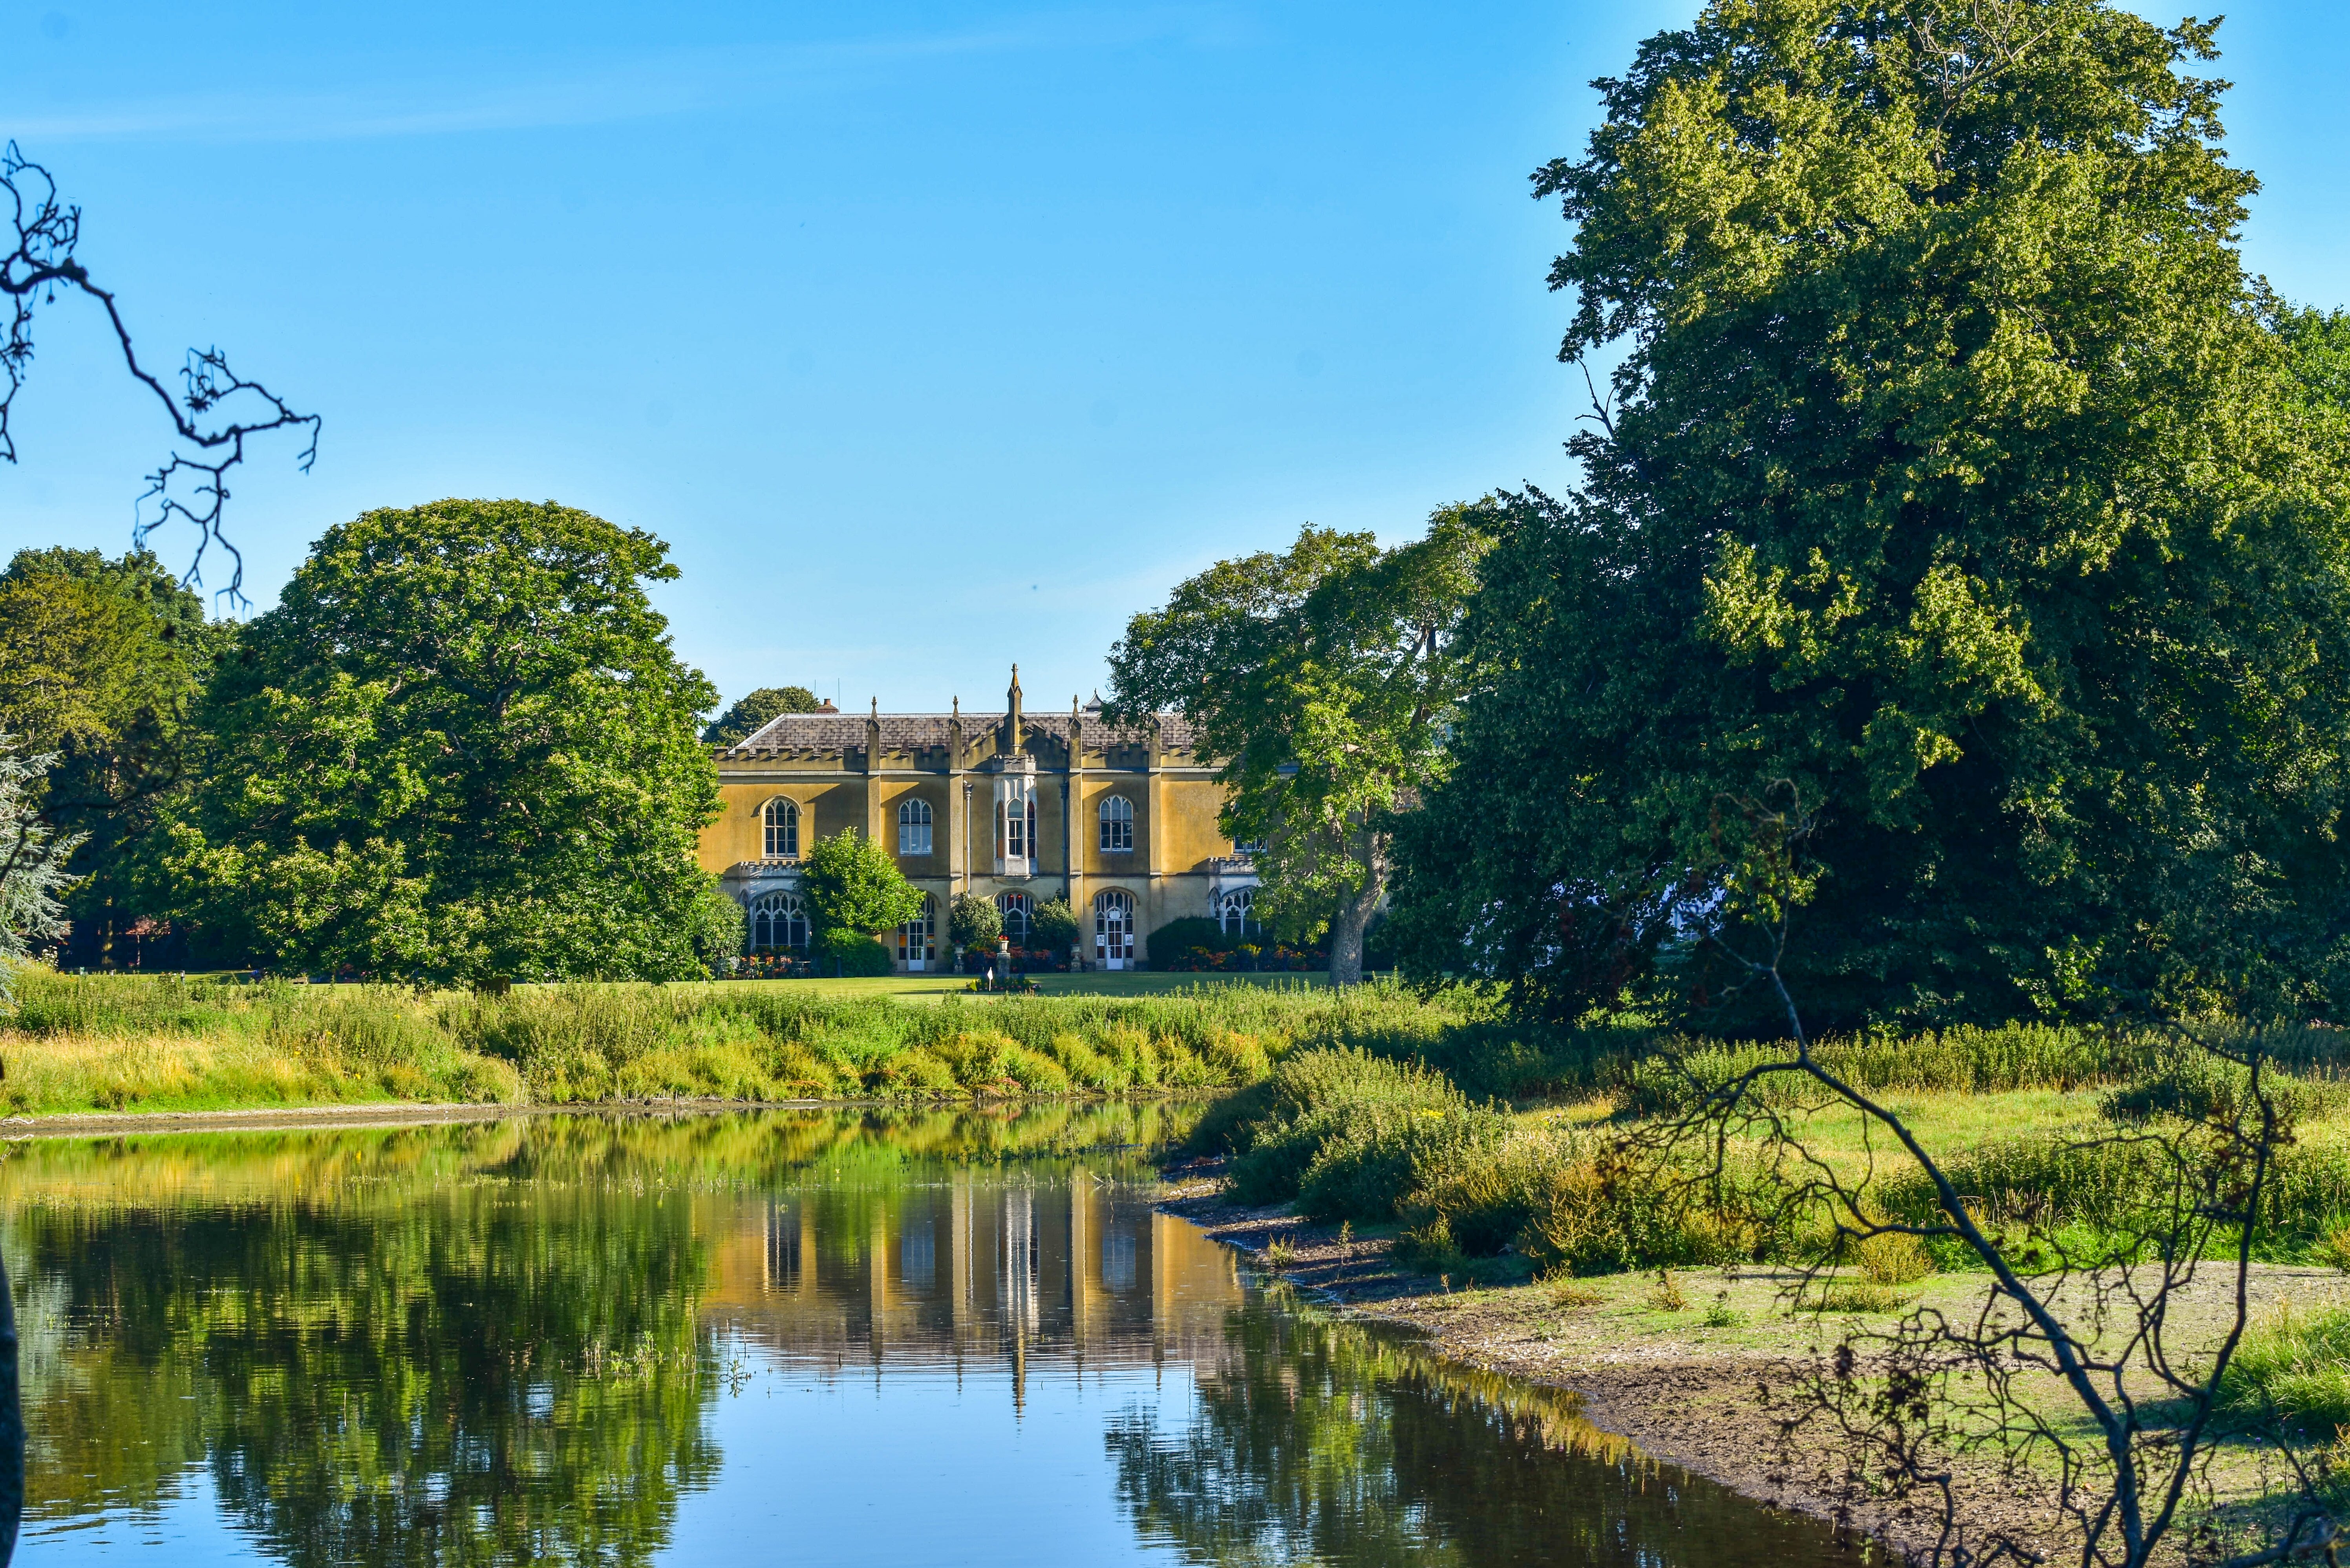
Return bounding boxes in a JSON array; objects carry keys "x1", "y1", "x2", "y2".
[
  {"x1": 1399, "y1": 1118, "x2": 1582, "y2": 1256},
  {"x1": 2319, "y1": 1223, "x2": 2350, "y2": 1274},
  {"x1": 1217, "y1": 1048, "x2": 1463, "y2": 1205},
  {"x1": 1295, "y1": 1101, "x2": 1512, "y2": 1224},
  {"x1": 948, "y1": 894, "x2": 1002, "y2": 957},
  {"x1": 1030, "y1": 899, "x2": 1079, "y2": 956},
  {"x1": 1147, "y1": 918, "x2": 1232, "y2": 958},
  {"x1": 2101, "y1": 1048, "x2": 2350, "y2": 1127},
  {"x1": 688, "y1": 878, "x2": 746, "y2": 972},
  {"x1": 813, "y1": 929, "x2": 894, "y2": 977},
  {"x1": 1520, "y1": 1146, "x2": 1795, "y2": 1276},
  {"x1": 1855, "y1": 1229, "x2": 1935, "y2": 1287}
]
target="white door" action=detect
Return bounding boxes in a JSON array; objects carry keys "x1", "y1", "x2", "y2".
[
  {"x1": 1095, "y1": 892, "x2": 1133, "y2": 971},
  {"x1": 901, "y1": 896, "x2": 935, "y2": 973}
]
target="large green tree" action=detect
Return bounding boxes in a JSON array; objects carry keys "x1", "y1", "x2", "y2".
[
  {"x1": 0, "y1": 548, "x2": 225, "y2": 965},
  {"x1": 163, "y1": 499, "x2": 724, "y2": 983},
  {"x1": 1390, "y1": 0, "x2": 2350, "y2": 1029},
  {"x1": 797, "y1": 829, "x2": 924, "y2": 974},
  {"x1": 1107, "y1": 510, "x2": 1492, "y2": 983},
  {"x1": 702, "y1": 685, "x2": 819, "y2": 746}
]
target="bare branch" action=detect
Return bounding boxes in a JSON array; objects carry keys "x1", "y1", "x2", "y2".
[{"x1": 0, "y1": 142, "x2": 319, "y2": 609}]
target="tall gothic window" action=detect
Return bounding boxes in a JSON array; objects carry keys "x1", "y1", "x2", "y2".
[
  {"x1": 1094, "y1": 889, "x2": 1134, "y2": 968},
  {"x1": 762, "y1": 798, "x2": 799, "y2": 859},
  {"x1": 996, "y1": 891, "x2": 1032, "y2": 946},
  {"x1": 898, "y1": 797, "x2": 933, "y2": 856},
  {"x1": 748, "y1": 890, "x2": 808, "y2": 951},
  {"x1": 1217, "y1": 886, "x2": 1259, "y2": 938},
  {"x1": 995, "y1": 786, "x2": 1037, "y2": 870},
  {"x1": 1098, "y1": 794, "x2": 1134, "y2": 853}
]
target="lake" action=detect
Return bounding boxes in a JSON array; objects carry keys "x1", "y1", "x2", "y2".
[{"x1": 3, "y1": 1105, "x2": 1851, "y2": 1565}]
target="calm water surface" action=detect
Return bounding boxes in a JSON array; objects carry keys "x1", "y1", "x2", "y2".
[{"x1": 4, "y1": 1106, "x2": 1851, "y2": 1566}]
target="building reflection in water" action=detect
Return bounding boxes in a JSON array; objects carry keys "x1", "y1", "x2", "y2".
[{"x1": 708, "y1": 1167, "x2": 1243, "y2": 1405}]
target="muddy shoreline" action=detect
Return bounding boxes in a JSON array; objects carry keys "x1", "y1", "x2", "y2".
[{"x1": 1154, "y1": 1165, "x2": 2080, "y2": 1564}]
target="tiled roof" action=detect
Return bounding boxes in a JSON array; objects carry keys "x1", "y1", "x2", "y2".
[{"x1": 724, "y1": 710, "x2": 1203, "y2": 756}]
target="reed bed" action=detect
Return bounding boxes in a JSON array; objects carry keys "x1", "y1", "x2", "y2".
[{"x1": 0, "y1": 969, "x2": 1459, "y2": 1115}]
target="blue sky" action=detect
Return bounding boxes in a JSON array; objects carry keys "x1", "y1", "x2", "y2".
[{"x1": 3, "y1": 1, "x2": 2346, "y2": 715}]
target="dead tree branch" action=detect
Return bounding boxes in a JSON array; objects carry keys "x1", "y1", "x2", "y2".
[{"x1": 1, "y1": 142, "x2": 319, "y2": 608}]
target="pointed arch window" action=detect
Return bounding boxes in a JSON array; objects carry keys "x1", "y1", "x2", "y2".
[
  {"x1": 761, "y1": 797, "x2": 800, "y2": 860},
  {"x1": 1217, "y1": 886, "x2": 1260, "y2": 938},
  {"x1": 996, "y1": 891, "x2": 1032, "y2": 946},
  {"x1": 748, "y1": 890, "x2": 809, "y2": 952},
  {"x1": 994, "y1": 778, "x2": 1037, "y2": 875},
  {"x1": 898, "y1": 797, "x2": 933, "y2": 856},
  {"x1": 1098, "y1": 794, "x2": 1134, "y2": 853}
]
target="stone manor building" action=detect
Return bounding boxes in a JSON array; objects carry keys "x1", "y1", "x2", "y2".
[{"x1": 695, "y1": 668, "x2": 1258, "y2": 971}]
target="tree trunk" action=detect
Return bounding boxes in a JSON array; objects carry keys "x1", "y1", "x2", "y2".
[
  {"x1": 0, "y1": 1249, "x2": 22, "y2": 1566},
  {"x1": 1326, "y1": 833, "x2": 1389, "y2": 986}
]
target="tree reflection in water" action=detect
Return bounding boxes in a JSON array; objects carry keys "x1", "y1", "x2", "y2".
[
  {"x1": 3, "y1": 1100, "x2": 1195, "y2": 1566},
  {"x1": 0, "y1": 1102, "x2": 1835, "y2": 1568},
  {"x1": 11, "y1": 1122, "x2": 719, "y2": 1567},
  {"x1": 1108, "y1": 1299, "x2": 1840, "y2": 1568}
]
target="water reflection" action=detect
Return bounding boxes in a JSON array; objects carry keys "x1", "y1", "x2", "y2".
[
  {"x1": 1110, "y1": 1303, "x2": 1841, "y2": 1566},
  {"x1": 706, "y1": 1171, "x2": 1242, "y2": 1400},
  {"x1": 0, "y1": 1105, "x2": 1847, "y2": 1567}
]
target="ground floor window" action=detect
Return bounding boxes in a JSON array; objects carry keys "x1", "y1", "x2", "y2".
[
  {"x1": 748, "y1": 890, "x2": 808, "y2": 951},
  {"x1": 1216, "y1": 886, "x2": 1259, "y2": 938},
  {"x1": 997, "y1": 891, "x2": 1031, "y2": 946}
]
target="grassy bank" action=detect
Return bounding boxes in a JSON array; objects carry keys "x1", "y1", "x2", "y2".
[
  {"x1": 1186, "y1": 1025, "x2": 2350, "y2": 1276},
  {"x1": 0, "y1": 968, "x2": 1458, "y2": 1115}
]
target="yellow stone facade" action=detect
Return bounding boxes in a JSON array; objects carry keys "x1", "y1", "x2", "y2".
[{"x1": 697, "y1": 668, "x2": 1256, "y2": 972}]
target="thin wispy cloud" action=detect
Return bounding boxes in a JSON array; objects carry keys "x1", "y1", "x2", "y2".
[{"x1": 9, "y1": 6, "x2": 1244, "y2": 144}]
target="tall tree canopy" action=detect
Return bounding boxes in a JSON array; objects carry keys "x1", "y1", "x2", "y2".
[
  {"x1": 163, "y1": 500, "x2": 724, "y2": 983},
  {"x1": 1107, "y1": 509, "x2": 1492, "y2": 983},
  {"x1": 0, "y1": 548, "x2": 224, "y2": 965},
  {"x1": 1389, "y1": 0, "x2": 2350, "y2": 1029},
  {"x1": 703, "y1": 686, "x2": 819, "y2": 747}
]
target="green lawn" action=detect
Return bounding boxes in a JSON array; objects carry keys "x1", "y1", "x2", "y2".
[{"x1": 702, "y1": 971, "x2": 1353, "y2": 1004}]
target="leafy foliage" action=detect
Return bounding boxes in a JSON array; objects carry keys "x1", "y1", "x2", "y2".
[
  {"x1": 702, "y1": 686, "x2": 819, "y2": 746},
  {"x1": 1108, "y1": 510, "x2": 1495, "y2": 982},
  {"x1": 1390, "y1": 0, "x2": 2350, "y2": 1029},
  {"x1": 0, "y1": 739, "x2": 80, "y2": 1006},
  {"x1": 161, "y1": 500, "x2": 723, "y2": 983},
  {"x1": 0, "y1": 548, "x2": 224, "y2": 962},
  {"x1": 1029, "y1": 897, "x2": 1078, "y2": 955},
  {"x1": 947, "y1": 892, "x2": 1001, "y2": 954},
  {"x1": 812, "y1": 928, "x2": 894, "y2": 977},
  {"x1": 796, "y1": 830, "x2": 925, "y2": 943}
]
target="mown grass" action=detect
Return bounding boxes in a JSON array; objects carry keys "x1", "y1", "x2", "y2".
[{"x1": 0, "y1": 968, "x2": 1457, "y2": 1115}]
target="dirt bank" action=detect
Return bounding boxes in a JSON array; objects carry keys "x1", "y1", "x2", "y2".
[{"x1": 1158, "y1": 1165, "x2": 2350, "y2": 1565}]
